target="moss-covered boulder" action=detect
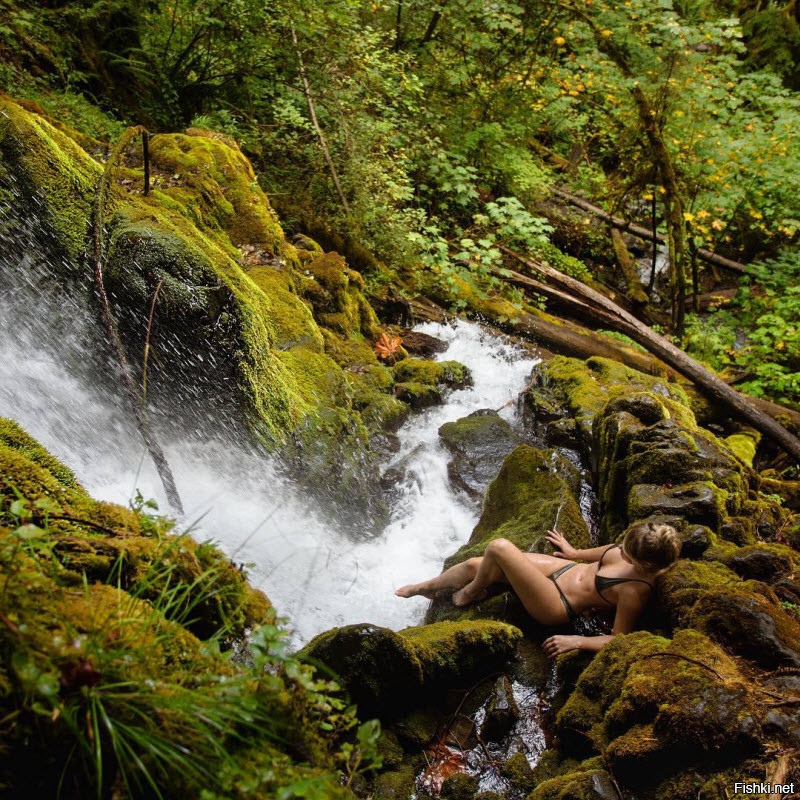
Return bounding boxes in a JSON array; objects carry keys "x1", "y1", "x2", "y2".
[
  {"x1": 301, "y1": 620, "x2": 521, "y2": 718},
  {"x1": 445, "y1": 445, "x2": 589, "y2": 567},
  {"x1": 425, "y1": 444, "x2": 589, "y2": 625},
  {"x1": 555, "y1": 630, "x2": 764, "y2": 786},
  {"x1": 438, "y1": 410, "x2": 520, "y2": 499},
  {"x1": 525, "y1": 356, "x2": 691, "y2": 450},
  {"x1": 392, "y1": 358, "x2": 472, "y2": 409},
  {"x1": 658, "y1": 559, "x2": 800, "y2": 668}
]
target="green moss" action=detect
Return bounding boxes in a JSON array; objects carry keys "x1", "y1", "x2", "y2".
[
  {"x1": 392, "y1": 358, "x2": 472, "y2": 389},
  {"x1": 0, "y1": 418, "x2": 78, "y2": 488},
  {"x1": 0, "y1": 96, "x2": 101, "y2": 261},
  {"x1": 147, "y1": 129, "x2": 285, "y2": 249},
  {"x1": 400, "y1": 620, "x2": 522, "y2": 683},
  {"x1": 301, "y1": 620, "x2": 520, "y2": 719},
  {"x1": 440, "y1": 773, "x2": 479, "y2": 800},
  {"x1": 373, "y1": 764, "x2": 418, "y2": 799},
  {"x1": 445, "y1": 445, "x2": 590, "y2": 567},
  {"x1": 247, "y1": 266, "x2": 324, "y2": 352},
  {"x1": 302, "y1": 252, "x2": 381, "y2": 340},
  {"x1": 724, "y1": 431, "x2": 759, "y2": 468}
]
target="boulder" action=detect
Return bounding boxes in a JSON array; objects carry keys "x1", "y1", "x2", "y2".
[
  {"x1": 627, "y1": 482, "x2": 727, "y2": 530},
  {"x1": 438, "y1": 410, "x2": 520, "y2": 499},
  {"x1": 659, "y1": 560, "x2": 800, "y2": 668},
  {"x1": 480, "y1": 676, "x2": 519, "y2": 742},
  {"x1": 556, "y1": 630, "x2": 764, "y2": 785},
  {"x1": 301, "y1": 620, "x2": 521, "y2": 718},
  {"x1": 392, "y1": 358, "x2": 473, "y2": 408}
]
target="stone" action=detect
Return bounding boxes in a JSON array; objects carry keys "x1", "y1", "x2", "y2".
[
  {"x1": 627, "y1": 482, "x2": 725, "y2": 529},
  {"x1": 400, "y1": 329, "x2": 449, "y2": 357},
  {"x1": 438, "y1": 410, "x2": 520, "y2": 499},
  {"x1": 480, "y1": 676, "x2": 519, "y2": 742}
]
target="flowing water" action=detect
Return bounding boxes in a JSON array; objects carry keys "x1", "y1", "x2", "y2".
[{"x1": 0, "y1": 260, "x2": 540, "y2": 644}]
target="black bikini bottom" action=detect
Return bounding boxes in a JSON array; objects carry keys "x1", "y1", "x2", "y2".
[{"x1": 549, "y1": 563, "x2": 578, "y2": 622}]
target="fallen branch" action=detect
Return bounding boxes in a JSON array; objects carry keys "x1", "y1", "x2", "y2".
[
  {"x1": 553, "y1": 187, "x2": 747, "y2": 274},
  {"x1": 93, "y1": 127, "x2": 184, "y2": 514},
  {"x1": 500, "y1": 246, "x2": 800, "y2": 462},
  {"x1": 639, "y1": 652, "x2": 723, "y2": 680}
]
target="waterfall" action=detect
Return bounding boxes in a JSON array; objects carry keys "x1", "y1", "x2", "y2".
[{"x1": 0, "y1": 260, "x2": 539, "y2": 644}]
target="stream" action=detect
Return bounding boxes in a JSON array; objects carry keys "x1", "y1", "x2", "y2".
[{"x1": 0, "y1": 261, "x2": 541, "y2": 645}]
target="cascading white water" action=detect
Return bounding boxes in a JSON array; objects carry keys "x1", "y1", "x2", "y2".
[{"x1": 0, "y1": 268, "x2": 539, "y2": 644}]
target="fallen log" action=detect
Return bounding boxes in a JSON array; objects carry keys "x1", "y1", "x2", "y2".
[
  {"x1": 500, "y1": 246, "x2": 800, "y2": 462},
  {"x1": 552, "y1": 187, "x2": 747, "y2": 275}
]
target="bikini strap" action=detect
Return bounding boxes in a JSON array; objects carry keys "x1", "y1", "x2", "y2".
[{"x1": 598, "y1": 543, "x2": 620, "y2": 567}]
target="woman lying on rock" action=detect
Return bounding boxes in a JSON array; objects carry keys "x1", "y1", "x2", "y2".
[{"x1": 396, "y1": 521, "x2": 679, "y2": 658}]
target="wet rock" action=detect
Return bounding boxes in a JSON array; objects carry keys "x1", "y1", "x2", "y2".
[
  {"x1": 400, "y1": 329, "x2": 450, "y2": 357},
  {"x1": 301, "y1": 624, "x2": 424, "y2": 718},
  {"x1": 480, "y1": 676, "x2": 519, "y2": 742},
  {"x1": 659, "y1": 561, "x2": 800, "y2": 668},
  {"x1": 301, "y1": 620, "x2": 521, "y2": 718},
  {"x1": 393, "y1": 708, "x2": 442, "y2": 749},
  {"x1": 719, "y1": 516, "x2": 757, "y2": 545},
  {"x1": 557, "y1": 630, "x2": 764, "y2": 786},
  {"x1": 726, "y1": 544, "x2": 794, "y2": 583},
  {"x1": 373, "y1": 764, "x2": 417, "y2": 800},
  {"x1": 678, "y1": 524, "x2": 713, "y2": 559},
  {"x1": 440, "y1": 773, "x2": 479, "y2": 800},
  {"x1": 627, "y1": 482, "x2": 725, "y2": 529},
  {"x1": 438, "y1": 410, "x2": 520, "y2": 499},
  {"x1": 500, "y1": 752, "x2": 536, "y2": 794}
]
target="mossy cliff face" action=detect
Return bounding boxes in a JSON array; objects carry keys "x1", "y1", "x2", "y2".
[
  {"x1": 0, "y1": 423, "x2": 354, "y2": 799},
  {"x1": 1, "y1": 97, "x2": 461, "y2": 529}
]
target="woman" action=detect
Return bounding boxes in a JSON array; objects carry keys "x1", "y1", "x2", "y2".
[{"x1": 396, "y1": 521, "x2": 680, "y2": 658}]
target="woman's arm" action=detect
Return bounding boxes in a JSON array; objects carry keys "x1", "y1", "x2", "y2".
[
  {"x1": 541, "y1": 586, "x2": 647, "y2": 658},
  {"x1": 546, "y1": 530, "x2": 617, "y2": 563}
]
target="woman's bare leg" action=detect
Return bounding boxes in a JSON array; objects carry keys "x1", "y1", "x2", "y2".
[
  {"x1": 395, "y1": 557, "x2": 488, "y2": 598},
  {"x1": 452, "y1": 539, "x2": 568, "y2": 625}
]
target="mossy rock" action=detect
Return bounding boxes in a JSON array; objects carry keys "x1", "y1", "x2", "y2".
[
  {"x1": 440, "y1": 773, "x2": 479, "y2": 800},
  {"x1": 527, "y1": 765, "x2": 615, "y2": 800},
  {"x1": 301, "y1": 620, "x2": 520, "y2": 719},
  {"x1": 0, "y1": 95, "x2": 101, "y2": 262},
  {"x1": 556, "y1": 629, "x2": 763, "y2": 786},
  {"x1": 659, "y1": 558, "x2": 800, "y2": 668},
  {"x1": 445, "y1": 445, "x2": 589, "y2": 568},
  {"x1": 527, "y1": 356, "x2": 691, "y2": 449},
  {"x1": 438, "y1": 410, "x2": 520, "y2": 499},
  {"x1": 302, "y1": 251, "x2": 382, "y2": 340},
  {"x1": 392, "y1": 358, "x2": 472, "y2": 389},
  {"x1": 627, "y1": 481, "x2": 728, "y2": 530},
  {"x1": 373, "y1": 764, "x2": 418, "y2": 800},
  {"x1": 0, "y1": 421, "x2": 269, "y2": 639}
]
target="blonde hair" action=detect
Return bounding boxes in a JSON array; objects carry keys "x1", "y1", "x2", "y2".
[{"x1": 622, "y1": 521, "x2": 680, "y2": 570}]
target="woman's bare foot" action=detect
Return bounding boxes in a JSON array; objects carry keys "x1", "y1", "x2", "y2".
[
  {"x1": 395, "y1": 583, "x2": 436, "y2": 598},
  {"x1": 451, "y1": 583, "x2": 488, "y2": 607}
]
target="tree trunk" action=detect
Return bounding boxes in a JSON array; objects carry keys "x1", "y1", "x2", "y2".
[
  {"x1": 500, "y1": 247, "x2": 800, "y2": 461},
  {"x1": 290, "y1": 22, "x2": 350, "y2": 216}
]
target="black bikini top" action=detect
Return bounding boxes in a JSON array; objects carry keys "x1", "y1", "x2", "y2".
[{"x1": 595, "y1": 544, "x2": 654, "y2": 606}]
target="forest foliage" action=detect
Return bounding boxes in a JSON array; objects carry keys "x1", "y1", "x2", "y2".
[{"x1": 1, "y1": 0, "x2": 799, "y2": 404}]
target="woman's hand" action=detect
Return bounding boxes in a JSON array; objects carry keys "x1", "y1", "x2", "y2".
[
  {"x1": 542, "y1": 635, "x2": 583, "y2": 659},
  {"x1": 546, "y1": 529, "x2": 578, "y2": 559}
]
